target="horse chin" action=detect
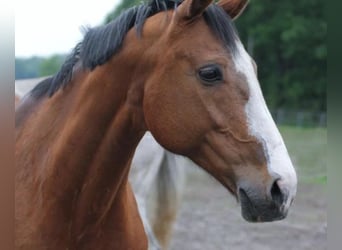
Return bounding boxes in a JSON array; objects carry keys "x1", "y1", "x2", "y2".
[{"x1": 238, "y1": 188, "x2": 288, "y2": 222}]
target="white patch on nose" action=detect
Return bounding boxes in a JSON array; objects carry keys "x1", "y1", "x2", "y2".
[{"x1": 232, "y1": 40, "x2": 297, "y2": 206}]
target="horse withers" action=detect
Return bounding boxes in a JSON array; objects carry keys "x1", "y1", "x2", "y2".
[{"x1": 15, "y1": 0, "x2": 297, "y2": 249}]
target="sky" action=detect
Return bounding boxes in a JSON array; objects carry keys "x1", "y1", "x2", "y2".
[{"x1": 15, "y1": 0, "x2": 121, "y2": 58}]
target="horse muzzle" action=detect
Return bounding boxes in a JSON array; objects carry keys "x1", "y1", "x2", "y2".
[{"x1": 238, "y1": 179, "x2": 294, "y2": 222}]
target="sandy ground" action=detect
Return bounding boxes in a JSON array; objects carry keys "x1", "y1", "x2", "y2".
[{"x1": 169, "y1": 168, "x2": 327, "y2": 250}]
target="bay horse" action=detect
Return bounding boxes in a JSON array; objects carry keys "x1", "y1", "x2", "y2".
[
  {"x1": 16, "y1": 79, "x2": 187, "y2": 250},
  {"x1": 15, "y1": 0, "x2": 297, "y2": 249}
]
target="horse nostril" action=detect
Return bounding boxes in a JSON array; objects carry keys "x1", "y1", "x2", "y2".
[{"x1": 270, "y1": 180, "x2": 285, "y2": 206}]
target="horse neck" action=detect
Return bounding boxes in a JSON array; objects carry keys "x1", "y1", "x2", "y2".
[
  {"x1": 15, "y1": 27, "x2": 157, "y2": 246},
  {"x1": 37, "y1": 56, "x2": 148, "y2": 240}
]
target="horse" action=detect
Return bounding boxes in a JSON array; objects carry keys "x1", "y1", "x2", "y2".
[
  {"x1": 16, "y1": 78, "x2": 187, "y2": 250},
  {"x1": 15, "y1": 0, "x2": 297, "y2": 249}
]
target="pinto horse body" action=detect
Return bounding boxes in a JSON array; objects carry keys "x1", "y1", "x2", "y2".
[
  {"x1": 130, "y1": 133, "x2": 187, "y2": 249},
  {"x1": 15, "y1": 0, "x2": 297, "y2": 249}
]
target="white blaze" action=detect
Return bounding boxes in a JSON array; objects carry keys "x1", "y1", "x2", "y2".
[{"x1": 232, "y1": 40, "x2": 297, "y2": 205}]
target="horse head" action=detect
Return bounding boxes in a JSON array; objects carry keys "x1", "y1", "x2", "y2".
[{"x1": 141, "y1": 0, "x2": 297, "y2": 222}]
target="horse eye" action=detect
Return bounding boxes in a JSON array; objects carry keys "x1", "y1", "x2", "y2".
[{"x1": 197, "y1": 65, "x2": 223, "y2": 86}]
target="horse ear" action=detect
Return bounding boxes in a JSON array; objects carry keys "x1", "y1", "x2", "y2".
[
  {"x1": 176, "y1": 0, "x2": 214, "y2": 21},
  {"x1": 217, "y1": 0, "x2": 249, "y2": 20}
]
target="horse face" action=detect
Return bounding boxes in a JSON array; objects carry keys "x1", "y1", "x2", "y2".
[{"x1": 143, "y1": 0, "x2": 297, "y2": 222}]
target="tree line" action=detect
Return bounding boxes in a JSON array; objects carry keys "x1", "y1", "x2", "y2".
[
  {"x1": 16, "y1": 54, "x2": 66, "y2": 79},
  {"x1": 16, "y1": 0, "x2": 326, "y2": 112}
]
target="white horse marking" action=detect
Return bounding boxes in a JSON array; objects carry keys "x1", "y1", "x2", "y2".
[{"x1": 233, "y1": 39, "x2": 297, "y2": 207}]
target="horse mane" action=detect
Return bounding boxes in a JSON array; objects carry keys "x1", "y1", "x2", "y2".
[{"x1": 30, "y1": 0, "x2": 238, "y2": 99}]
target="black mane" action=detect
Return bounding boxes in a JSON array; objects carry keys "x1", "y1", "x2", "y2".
[{"x1": 30, "y1": 0, "x2": 238, "y2": 99}]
